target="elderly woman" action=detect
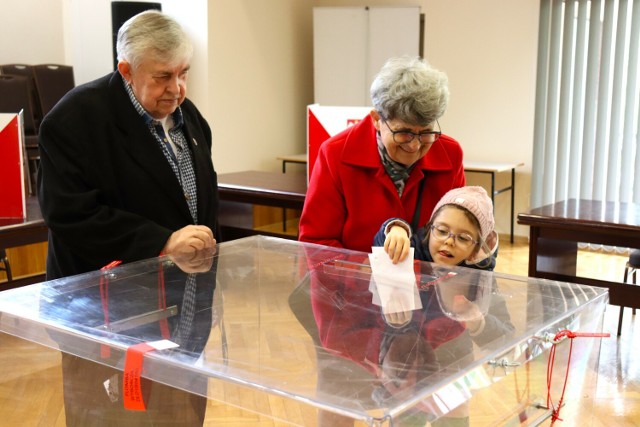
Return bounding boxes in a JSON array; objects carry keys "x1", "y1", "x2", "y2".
[
  {"x1": 298, "y1": 56, "x2": 466, "y2": 426},
  {"x1": 299, "y1": 56, "x2": 465, "y2": 252}
]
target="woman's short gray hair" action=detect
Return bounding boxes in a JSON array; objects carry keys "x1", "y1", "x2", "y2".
[
  {"x1": 370, "y1": 56, "x2": 449, "y2": 126},
  {"x1": 116, "y1": 10, "x2": 193, "y2": 70}
]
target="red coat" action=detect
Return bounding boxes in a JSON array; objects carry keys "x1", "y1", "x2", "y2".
[{"x1": 299, "y1": 114, "x2": 466, "y2": 252}]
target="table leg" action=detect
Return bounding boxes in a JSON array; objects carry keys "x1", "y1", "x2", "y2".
[
  {"x1": 490, "y1": 173, "x2": 496, "y2": 209},
  {"x1": 510, "y1": 168, "x2": 515, "y2": 244},
  {"x1": 527, "y1": 227, "x2": 539, "y2": 277},
  {"x1": 282, "y1": 160, "x2": 287, "y2": 232},
  {"x1": 465, "y1": 169, "x2": 517, "y2": 244},
  {"x1": 528, "y1": 227, "x2": 578, "y2": 278}
]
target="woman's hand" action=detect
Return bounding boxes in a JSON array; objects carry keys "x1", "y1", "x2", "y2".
[{"x1": 384, "y1": 226, "x2": 411, "y2": 264}]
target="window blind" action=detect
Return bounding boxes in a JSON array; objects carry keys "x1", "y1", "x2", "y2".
[{"x1": 532, "y1": 0, "x2": 640, "y2": 209}]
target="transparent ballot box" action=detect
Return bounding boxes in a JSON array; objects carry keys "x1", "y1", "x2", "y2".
[{"x1": 0, "y1": 236, "x2": 608, "y2": 426}]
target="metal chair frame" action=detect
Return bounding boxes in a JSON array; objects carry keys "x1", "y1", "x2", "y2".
[
  {"x1": 0, "y1": 249, "x2": 12, "y2": 282},
  {"x1": 617, "y1": 252, "x2": 639, "y2": 336}
]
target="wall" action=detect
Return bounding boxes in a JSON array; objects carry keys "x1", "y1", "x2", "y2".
[
  {"x1": 208, "y1": 0, "x2": 314, "y2": 173},
  {"x1": 1, "y1": 0, "x2": 209, "y2": 122},
  {"x1": 0, "y1": 0, "x2": 65, "y2": 64},
  {"x1": 425, "y1": 0, "x2": 538, "y2": 239},
  {"x1": 62, "y1": 0, "x2": 112, "y2": 85},
  {"x1": 1, "y1": 0, "x2": 539, "y2": 239},
  {"x1": 163, "y1": 0, "x2": 209, "y2": 116}
]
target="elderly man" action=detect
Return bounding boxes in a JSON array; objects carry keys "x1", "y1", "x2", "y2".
[{"x1": 38, "y1": 10, "x2": 218, "y2": 425}]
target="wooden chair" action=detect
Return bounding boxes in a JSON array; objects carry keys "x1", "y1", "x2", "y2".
[
  {"x1": 617, "y1": 249, "x2": 640, "y2": 336},
  {"x1": 32, "y1": 64, "x2": 75, "y2": 117}
]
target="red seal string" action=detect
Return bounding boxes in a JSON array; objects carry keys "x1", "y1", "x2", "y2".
[
  {"x1": 157, "y1": 260, "x2": 170, "y2": 339},
  {"x1": 99, "y1": 260, "x2": 122, "y2": 358},
  {"x1": 546, "y1": 329, "x2": 610, "y2": 424}
]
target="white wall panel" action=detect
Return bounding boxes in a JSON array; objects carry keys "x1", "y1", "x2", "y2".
[{"x1": 313, "y1": 6, "x2": 420, "y2": 106}]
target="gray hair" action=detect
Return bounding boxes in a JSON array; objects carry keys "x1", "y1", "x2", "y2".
[
  {"x1": 370, "y1": 56, "x2": 449, "y2": 126},
  {"x1": 116, "y1": 10, "x2": 193, "y2": 70}
]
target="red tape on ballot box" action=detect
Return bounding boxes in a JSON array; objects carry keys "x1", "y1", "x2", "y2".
[{"x1": 123, "y1": 340, "x2": 178, "y2": 411}]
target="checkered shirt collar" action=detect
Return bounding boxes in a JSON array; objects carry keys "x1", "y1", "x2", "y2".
[{"x1": 121, "y1": 74, "x2": 184, "y2": 128}]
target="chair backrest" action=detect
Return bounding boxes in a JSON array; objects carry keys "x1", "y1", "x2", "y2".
[
  {"x1": 0, "y1": 74, "x2": 38, "y2": 135},
  {"x1": 32, "y1": 64, "x2": 75, "y2": 117},
  {"x1": 0, "y1": 64, "x2": 42, "y2": 132}
]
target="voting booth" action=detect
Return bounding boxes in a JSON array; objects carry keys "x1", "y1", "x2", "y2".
[
  {"x1": 0, "y1": 112, "x2": 27, "y2": 219},
  {"x1": 307, "y1": 104, "x2": 372, "y2": 182},
  {"x1": 0, "y1": 236, "x2": 608, "y2": 425}
]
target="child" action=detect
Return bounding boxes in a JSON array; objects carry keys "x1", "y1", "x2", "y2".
[
  {"x1": 374, "y1": 185, "x2": 498, "y2": 271},
  {"x1": 373, "y1": 186, "x2": 513, "y2": 427},
  {"x1": 373, "y1": 186, "x2": 506, "y2": 333}
]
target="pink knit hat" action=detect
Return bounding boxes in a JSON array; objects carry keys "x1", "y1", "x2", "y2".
[{"x1": 431, "y1": 186, "x2": 499, "y2": 264}]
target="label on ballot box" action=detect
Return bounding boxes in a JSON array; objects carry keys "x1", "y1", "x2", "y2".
[{"x1": 0, "y1": 112, "x2": 26, "y2": 218}]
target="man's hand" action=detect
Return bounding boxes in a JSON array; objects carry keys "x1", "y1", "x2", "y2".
[
  {"x1": 168, "y1": 247, "x2": 216, "y2": 273},
  {"x1": 384, "y1": 226, "x2": 411, "y2": 264},
  {"x1": 162, "y1": 225, "x2": 216, "y2": 272}
]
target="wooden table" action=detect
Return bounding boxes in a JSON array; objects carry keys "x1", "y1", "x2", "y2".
[
  {"x1": 0, "y1": 196, "x2": 48, "y2": 289},
  {"x1": 217, "y1": 171, "x2": 307, "y2": 240},
  {"x1": 276, "y1": 155, "x2": 523, "y2": 243},
  {"x1": 517, "y1": 198, "x2": 640, "y2": 310},
  {"x1": 0, "y1": 196, "x2": 47, "y2": 247},
  {"x1": 218, "y1": 170, "x2": 306, "y2": 209},
  {"x1": 464, "y1": 161, "x2": 524, "y2": 243},
  {"x1": 3, "y1": 175, "x2": 307, "y2": 246},
  {"x1": 3, "y1": 174, "x2": 310, "y2": 286},
  {"x1": 276, "y1": 154, "x2": 307, "y2": 173}
]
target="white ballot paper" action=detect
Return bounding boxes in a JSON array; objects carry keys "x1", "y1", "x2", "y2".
[{"x1": 368, "y1": 247, "x2": 422, "y2": 313}]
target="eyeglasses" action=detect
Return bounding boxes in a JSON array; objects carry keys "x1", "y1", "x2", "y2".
[
  {"x1": 382, "y1": 119, "x2": 442, "y2": 144},
  {"x1": 429, "y1": 224, "x2": 478, "y2": 248}
]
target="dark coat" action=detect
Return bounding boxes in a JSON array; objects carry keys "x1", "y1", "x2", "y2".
[{"x1": 38, "y1": 71, "x2": 219, "y2": 279}]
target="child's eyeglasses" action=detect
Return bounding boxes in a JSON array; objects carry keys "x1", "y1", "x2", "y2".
[{"x1": 430, "y1": 224, "x2": 478, "y2": 248}]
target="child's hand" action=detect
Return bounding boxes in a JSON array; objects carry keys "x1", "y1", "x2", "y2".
[
  {"x1": 384, "y1": 226, "x2": 411, "y2": 264},
  {"x1": 383, "y1": 310, "x2": 413, "y2": 328},
  {"x1": 383, "y1": 292, "x2": 413, "y2": 327},
  {"x1": 452, "y1": 295, "x2": 485, "y2": 334}
]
